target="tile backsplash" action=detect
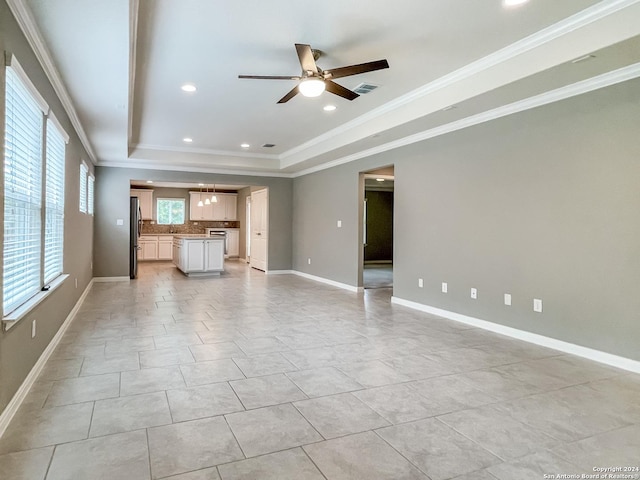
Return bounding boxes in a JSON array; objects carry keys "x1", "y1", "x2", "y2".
[{"x1": 141, "y1": 220, "x2": 240, "y2": 235}]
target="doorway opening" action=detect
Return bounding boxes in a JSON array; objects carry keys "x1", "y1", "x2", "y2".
[
  {"x1": 245, "y1": 196, "x2": 251, "y2": 263},
  {"x1": 360, "y1": 166, "x2": 394, "y2": 289}
]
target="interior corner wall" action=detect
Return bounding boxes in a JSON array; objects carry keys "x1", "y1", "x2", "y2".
[
  {"x1": 94, "y1": 168, "x2": 292, "y2": 277},
  {"x1": 0, "y1": 0, "x2": 94, "y2": 415},
  {"x1": 292, "y1": 77, "x2": 640, "y2": 361}
]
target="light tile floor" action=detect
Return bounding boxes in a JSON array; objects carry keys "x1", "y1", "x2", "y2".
[{"x1": 1, "y1": 260, "x2": 639, "y2": 479}]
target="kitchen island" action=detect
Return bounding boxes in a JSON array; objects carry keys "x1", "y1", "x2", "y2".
[{"x1": 172, "y1": 235, "x2": 225, "y2": 276}]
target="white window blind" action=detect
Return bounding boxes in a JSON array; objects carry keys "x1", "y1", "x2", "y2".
[
  {"x1": 3, "y1": 66, "x2": 44, "y2": 314},
  {"x1": 44, "y1": 120, "x2": 66, "y2": 283},
  {"x1": 79, "y1": 162, "x2": 87, "y2": 213},
  {"x1": 87, "y1": 175, "x2": 95, "y2": 215}
]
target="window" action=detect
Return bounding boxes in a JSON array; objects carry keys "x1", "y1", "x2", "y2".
[
  {"x1": 87, "y1": 175, "x2": 95, "y2": 215},
  {"x1": 79, "y1": 162, "x2": 88, "y2": 213},
  {"x1": 157, "y1": 198, "x2": 185, "y2": 224},
  {"x1": 44, "y1": 119, "x2": 66, "y2": 283},
  {"x1": 3, "y1": 57, "x2": 68, "y2": 317}
]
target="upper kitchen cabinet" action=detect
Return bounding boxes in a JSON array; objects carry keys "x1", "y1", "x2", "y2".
[
  {"x1": 131, "y1": 189, "x2": 154, "y2": 220},
  {"x1": 189, "y1": 192, "x2": 237, "y2": 221}
]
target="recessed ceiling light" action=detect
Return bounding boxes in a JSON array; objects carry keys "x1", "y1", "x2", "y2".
[
  {"x1": 240, "y1": 143, "x2": 250, "y2": 148},
  {"x1": 376, "y1": 178, "x2": 385, "y2": 182},
  {"x1": 181, "y1": 84, "x2": 196, "y2": 92},
  {"x1": 183, "y1": 137, "x2": 193, "y2": 143},
  {"x1": 146, "y1": 180, "x2": 153, "y2": 184},
  {"x1": 503, "y1": 0, "x2": 529, "y2": 6},
  {"x1": 323, "y1": 105, "x2": 336, "y2": 112}
]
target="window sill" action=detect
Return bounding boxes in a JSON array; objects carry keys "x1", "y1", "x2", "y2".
[{"x1": 2, "y1": 274, "x2": 69, "y2": 331}]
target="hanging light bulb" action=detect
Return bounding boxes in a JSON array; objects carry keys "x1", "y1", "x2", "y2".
[
  {"x1": 204, "y1": 185, "x2": 211, "y2": 205},
  {"x1": 197, "y1": 184, "x2": 204, "y2": 207},
  {"x1": 211, "y1": 184, "x2": 218, "y2": 203}
]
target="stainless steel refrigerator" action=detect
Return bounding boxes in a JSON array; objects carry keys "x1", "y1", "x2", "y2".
[{"x1": 130, "y1": 196, "x2": 142, "y2": 278}]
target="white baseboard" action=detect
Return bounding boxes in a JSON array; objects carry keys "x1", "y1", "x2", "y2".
[
  {"x1": 0, "y1": 279, "x2": 95, "y2": 439},
  {"x1": 93, "y1": 276, "x2": 130, "y2": 282},
  {"x1": 391, "y1": 296, "x2": 640, "y2": 374},
  {"x1": 292, "y1": 270, "x2": 363, "y2": 293},
  {"x1": 266, "y1": 270, "x2": 294, "y2": 275}
]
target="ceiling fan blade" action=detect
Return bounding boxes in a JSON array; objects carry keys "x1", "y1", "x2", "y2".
[
  {"x1": 277, "y1": 85, "x2": 300, "y2": 103},
  {"x1": 295, "y1": 44, "x2": 318, "y2": 74},
  {"x1": 325, "y1": 80, "x2": 359, "y2": 101},
  {"x1": 323, "y1": 59, "x2": 389, "y2": 79},
  {"x1": 239, "y1": 75, "x2": 301, "y2": 80}
]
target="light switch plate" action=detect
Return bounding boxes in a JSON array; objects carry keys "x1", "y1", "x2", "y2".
[
  {"x1": 441, "y1": 282, "x2": 448, "y2": 293},
  {"x1": 116, "y1": 219, "x2": 124, "y2": 226},
  {"x1": 504, "y1": 293, "x2": 512, "y2": 306},
  {"x1": 533, "y1": 298, "x2": 543, "y2": 313},
  {"x1": 337, "y1": 220, "x2": 342, "y2": 228}
]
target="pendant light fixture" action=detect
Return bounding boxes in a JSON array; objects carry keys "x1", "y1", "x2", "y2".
[
  {"x1": 211, "y1": 184, "x2": 218, "y2": 203},
  {"x1": 204, "y1": 184, "x2": 211, "y2": 205},
  {"x1": 197, "y1": 184, "x2": 204, "y2": 207}
]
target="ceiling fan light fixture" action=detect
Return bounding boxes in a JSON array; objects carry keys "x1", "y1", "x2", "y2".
[{"x1": 298, "y1": 78, "x2": 325, "y2": 97}]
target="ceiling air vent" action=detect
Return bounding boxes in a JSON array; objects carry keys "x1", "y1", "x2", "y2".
[
  {"x1": 262, "y1": 143, "x2": 276, "y2": 148},
  {"x1": 352, "y1": 83, "x2": 379, "y2": 95}
]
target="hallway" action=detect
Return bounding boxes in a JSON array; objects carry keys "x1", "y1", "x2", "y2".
[{"x1": 0, "y1": 262, "x2": 638, "y2": 479}]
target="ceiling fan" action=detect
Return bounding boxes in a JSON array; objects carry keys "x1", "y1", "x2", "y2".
[{"x1": 238, "y1": 44, "x2": 389, "y2": 104}]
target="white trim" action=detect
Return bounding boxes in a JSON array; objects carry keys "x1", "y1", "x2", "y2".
[
  {"x1": 133, "y1": 143, "x2": 279, "y2": 160},
  {"x1": 0, "y1": 279, "x2": 94, "y2": 439},
  {"x1": 98, "y1": 160, "x2": 294, "y2": 178},
  {"x1": 47, "y1": 111, "x2": 70, "y2": 144},
  {"x1": 5, "y1": 0, "x2": 97, "y2": 163},
  {"x1": 292, "y1": 271, "x2": 361, "y2": 293},
  {"x1": 3, "y1": 275, "x2": 69, "y2": 330},
  {"x1": 280, "y1": 0, "x2": 640, "y2": 167},
  {"x1": 128, "y1": 0, "x2": 139, "y2": 146},
  {"x1": 391, "y1": 296, "x2": 640, "y2": 374},
  {"x1": 93, "y1": 276, "x2": 130, "y2": 283},
  {"x1": 5, "y1": 54, "x2": 49, "y2": 113},
  {"x1": 266, "y1": 270, "x2": 294, "y2": 275},
  {"x1": 292, "y1": 61, "x2": 640, "y2": 178}
]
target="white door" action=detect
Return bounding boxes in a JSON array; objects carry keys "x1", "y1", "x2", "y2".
[{"x1": 250, "y1": 189, "x2": 268, "y2": 271}]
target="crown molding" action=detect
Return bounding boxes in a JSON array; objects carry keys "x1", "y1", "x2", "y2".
[
  {"x1": 132, "y1": 143, "x2": 279, "y2": 160},
  {"x1": 5, "y1": 0, "x2": 98, "y2": 164},
  {"x1": 98, "y1": 159, "x2": 293, "y2": 178},
  {"x1": 292, "y1": 61, "x2": 640, "y2": 178},
  {"x1": 280, "y1": 0, "x2": 640, "y2": 169}
]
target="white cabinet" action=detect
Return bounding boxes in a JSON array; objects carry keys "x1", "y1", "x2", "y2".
[
  {"x1": 139, "y1": 235, "x2": 173, "y2": 261},
  {"x1": 131, "y1": 189, "x2": 154, "y2": 220},
  {"x1": 189, "y1": 192, "x2": 214, "y2": 220},
  {"x1": 139, "y1": 236, "x2": 158, "y2": 260},
  {"x1": 225, "y1": 229, "x2": 240, "y2": 257},
  {"x1": 158, "y1": 237, "x2": 173, "y2": 260},
  {"x1": 174, "y1": 237, "x2": 224, "y2": 276},
  {"x1": 189, "y1": 192, "x2": 237, "y2": 220}
]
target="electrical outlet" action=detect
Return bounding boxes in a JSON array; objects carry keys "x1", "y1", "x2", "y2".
[
  {"x1": 418, "y1": 278, "x2": 423, "y2": 288},
  {"x1": 308, "y1": 258, "x2": 311, "y2": 265},
  {"x1": 470, "y1": 288, "x2": 477, "y2": 299},
  {"x1": 441, "y1": 282, "x2": 448, "y2": 293},
  {"x1": 533, "y1": 298, "x2": 543, "y2": 313},
  {"x1": 504, "y1": 293, "x2": 512, "y2": 306},
  {"x1": 31, "y1": 319, "x2": 36, "y2": 338}
]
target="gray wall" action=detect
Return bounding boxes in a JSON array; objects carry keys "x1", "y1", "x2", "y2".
[
  {"x1": 94, "y1": 168, "x2": 291, "y2": 277},
  {"x1": 293, "y1": 78, "x2": 640, "y2": 361},
  {"x1": 0, "y1": 0, "x2": 94, "y2": 414}
]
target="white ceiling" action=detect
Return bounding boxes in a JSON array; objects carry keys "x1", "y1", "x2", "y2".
[{"x1": 12, "y1": 0, "x2": 640, "y2": 177}]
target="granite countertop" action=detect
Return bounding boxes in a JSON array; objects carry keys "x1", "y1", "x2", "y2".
[{"x1": 172, "y1": 235, "x2": 224, "y2": 240}]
